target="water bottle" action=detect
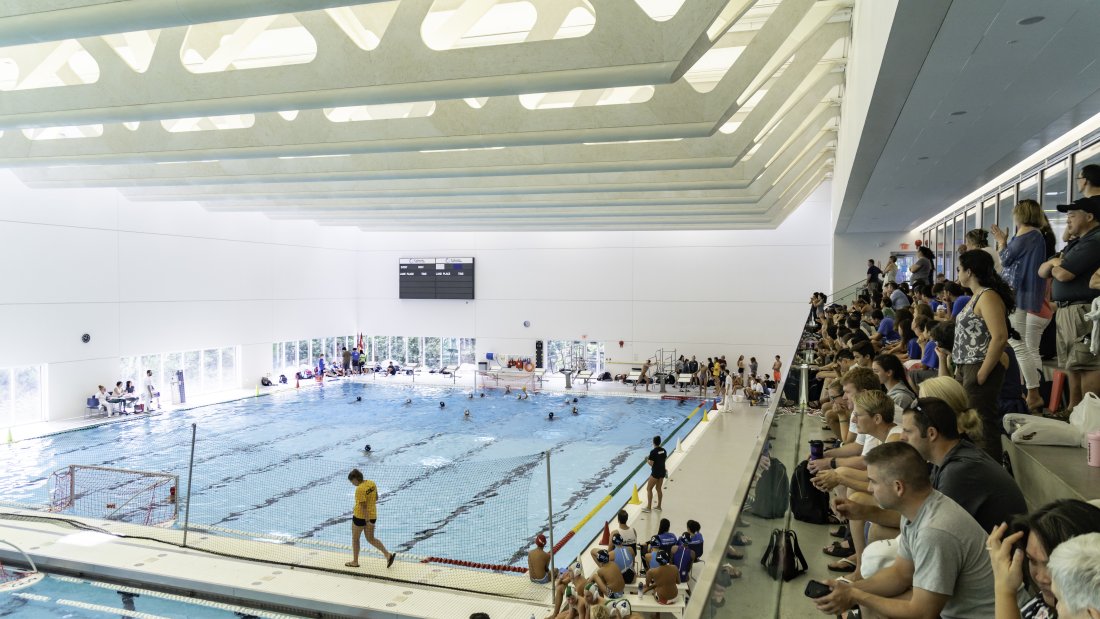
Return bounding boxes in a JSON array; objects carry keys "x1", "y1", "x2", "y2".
[
  {"x1": 1088, "y1": 430, "x2": 1100, "y2": 468},
  {"x1": 637, "y1": 581, "x2": 643, "y2": 599}
]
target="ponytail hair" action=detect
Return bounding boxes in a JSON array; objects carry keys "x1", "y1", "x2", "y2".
[
  {"x1": 965, "y1": 228, "x2": 990, "y2": 248},
  {"x1": 957, "y1": 249, "x2": 1020, "y2": 340},
  {"x1": 917, "y1": 377, "x2": 983, "y2": 441}
]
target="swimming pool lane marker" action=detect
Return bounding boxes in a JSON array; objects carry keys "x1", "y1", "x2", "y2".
[{"x1": 550, "y1": 403, "x2": 704, "y2": 555}]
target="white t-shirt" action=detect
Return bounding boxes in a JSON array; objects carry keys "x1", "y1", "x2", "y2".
[
  {"x1": 616, "y1": 525, "x2": 638, "y2": 547},
  {"x1": 861, "y1": 425, "x2": 904, "y2": 456}
]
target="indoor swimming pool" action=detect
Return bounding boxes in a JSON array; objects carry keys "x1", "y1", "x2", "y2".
[{"x1": 0, "y1": 382, "x2": 699, "y2": 569}]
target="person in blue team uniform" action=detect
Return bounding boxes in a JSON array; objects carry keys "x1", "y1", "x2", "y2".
[
  {"x1": 671, "y1": 540, "x2": 695, "y2": 584},
  {"x1": 683, "y1": 520, "x2": 704, "y2": 561},
  {"x1": 317, "y1": 354, "x2": 326, "y2": 376},
  {"x1": 351, "y1": 348, "x2": 360, "y2": 374},
  {"x1": 644, "y1": 519, "x2": 679, "y2": 568}
]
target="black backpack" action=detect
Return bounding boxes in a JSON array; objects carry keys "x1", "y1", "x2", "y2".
[
  {"x1": 761, "y1": 528, "x2": 808, "y2": 581},
  {"x1": 750, "y1": 458, "x2": 788, "y2": 519},
  {"x1": 790, "y1": 460, "x2": 831, "y2": 524}
]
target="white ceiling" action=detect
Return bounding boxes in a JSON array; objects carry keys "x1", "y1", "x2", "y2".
[
  {"x1": 837, "y1": 0, "x2": 1100, "y2": 233},
  {"x1": 0, "y1": 0, "x2": 850, "y2": 230}
]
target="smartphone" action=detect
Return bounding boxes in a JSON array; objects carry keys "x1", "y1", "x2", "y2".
[{"x1": 804, "y1": 580, "x2": 831, "y2": 599}]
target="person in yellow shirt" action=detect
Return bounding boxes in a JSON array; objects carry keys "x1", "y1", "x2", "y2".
[{"x1": 346, "y1": 468, "x2": 395, "y2": 569}]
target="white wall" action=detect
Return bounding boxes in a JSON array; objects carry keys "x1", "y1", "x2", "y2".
[
  {"x1": 356, "y1": 183, "x2": 834, "y2": 374},
  {"x1": 0, "y1": 171, "x2": 360, "y2": 422},
  {"x1": 830, "y1": 0, "x2": 899, "y2": 228}
]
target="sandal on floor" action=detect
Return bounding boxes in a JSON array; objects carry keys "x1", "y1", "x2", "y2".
[
  {"x1": 725, "y1": 547, "x2": 745, "y2": 560},
  {"x1": 722, "y1": 564, "x2": 742, "y2": 579},
  {"x1": 828, "y1": 558, "x2": 857, "y2": 573},
  {"x1": 831, "y1": 525, "x2": 849, "y2": 539},
  {"x1": 823, "y1": 541, "x2": 854, "y2": 558},
  {"x1": 731, "y1": 531, "x2": 752, "y2": 546}
]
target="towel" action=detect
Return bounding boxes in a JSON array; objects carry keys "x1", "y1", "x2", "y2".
[{"x1": 1084, "y1": 297, "x2": 1100, "y2": 356}]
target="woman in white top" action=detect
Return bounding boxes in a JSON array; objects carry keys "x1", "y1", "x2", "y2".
[{"x1": 965, "y1": 228, "x2": 1002, "y2": 273}]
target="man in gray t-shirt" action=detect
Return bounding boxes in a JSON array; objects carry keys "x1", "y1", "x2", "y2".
[{"x1": 814, "y1": 442, "x2": 995, "y2": 619}]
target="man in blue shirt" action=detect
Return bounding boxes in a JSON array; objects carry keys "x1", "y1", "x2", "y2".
[{"x1": 871, "y1": 310, "x2": 899, "y2": 345}]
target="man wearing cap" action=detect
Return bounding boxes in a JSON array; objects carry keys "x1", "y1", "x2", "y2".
[
  {"x1": 1040, "y1": 183, "x2": 1100, "y2": 410},
  {"x1": 529, "y1": 533, "x2": 551, "y2": 583},
  {"x1": 589, "y1": 547, "x2": 627, "y2": 598}
]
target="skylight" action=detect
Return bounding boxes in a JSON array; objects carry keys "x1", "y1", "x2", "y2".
[
  {"x1": 0, "y1": 40, "x2": 99, "y2": 91},
  {"x1": 325, "y1": 2, "x2": 400, "y2": 51},
  {"x1": 180, "y1": 15, "x2": 317, "y2": 74},
  {"x1": 325, "y1": 102, "x2": 436, "y2": 122},
  {"x1": 519, "y1": 85, "x2": 654, "y2": 110},
  {"x1": 422, "y1": 0, "x2": 594, "y2": 50}
]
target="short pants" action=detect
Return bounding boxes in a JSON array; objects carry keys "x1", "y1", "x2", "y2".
[{"x1": 351, "y1": 517, "x2": 376, "y2": 527}]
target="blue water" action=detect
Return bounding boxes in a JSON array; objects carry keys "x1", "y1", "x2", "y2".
[
  {"x1": 1, "y1": 382, "x2": 697, "y2": 567},
  {"x1": 0, "y1": 575, "x2": 259, "y2": 618}
]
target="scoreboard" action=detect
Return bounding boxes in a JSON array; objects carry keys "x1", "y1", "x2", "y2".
[{"x1": 399, "y1": 258, "x2": 475, "y2": 299}]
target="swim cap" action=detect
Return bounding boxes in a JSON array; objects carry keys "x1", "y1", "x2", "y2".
[
  {"x1": 363, "y1": 444, "x2": 371, "y2": 452},
  {"x1": 596, "y1": 549, "x2": 609, "y2": 564},
  {"x1": 548, "y1": 412, "x2": 555, "y2": 420},
  {"x1": 606, "y1": 599, "x2": 631, "y2": 617},
  {"x1": 464, "y1": 409, "x2": 470, "y2": 416},
  {"x1": 655, "y1": 551, "x2": 670, "y2": 566},
  {"x1": 611, "y1": 533, "x2": 623, "y2": 546},
  {"x1": 649, "y1": 535, "x2": 661, "y2": 547},
  {"x1": 405, "y1": 398, "x2": 411, "y2": 404},
  {"x1": 535, "y1": 534, "x2": 547, "y2": 547},
  {"x1": 564, "y1": 584, "x2": 576, "y2": 599},
  {"x1": 584, "y1": 582, "x2": 600, "y2": 602},
  {"x1": 439, "y1": 401, "x2": 445, "y2": 407},
  {"x1": 679, "y1": 533, "x2": 691, "y2": 545}
]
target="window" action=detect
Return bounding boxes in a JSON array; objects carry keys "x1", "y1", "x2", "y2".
[
  {"x1": 391, "y1": 336, "x2": 406, "y2": 364},
  {"x1": 998, "y1": 188, "x2": 1016, "y2": 238},
  {"x1": 944, "y1": 218, "x2": 955, "y2": 280},
  {"x1": 1018, "y1": 175, "x2": 1039, "y2": 205},
  {"x1": 424, "y1": 337, "x2": 441, "y2": 368},
  {"x1": 0, "y1": 364, "x2": 46, "y2": 426},
  {"x1": 964, "y1": 207, "x2": 978, "y2": 236},
  {"x1": 1043, "y1": 161, "x2": 1069, "y2": 249},
  {"x1": 442, "y1": 337, "x2": 459, "y2": 366},
  {"x1": 936, "y1": 222, "x2": 946, "y2": 273},
  {"x1": 122, "y1": 347, "x2": 238, "y2": 398},
  {"x1": 407, "y1": 336, "x2": 422, "y2": 366},
  {"x1": 981, "y1": 197, "x2": 996, "y2": 230},
  {"x1": 460, "y1": 338, "x2": 477, "y2": 365}
]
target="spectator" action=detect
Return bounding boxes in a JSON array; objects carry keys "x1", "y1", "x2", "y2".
[
  {"x1": 1048, "y1": 532, "x2": 1100, "y2": 619},
  {"x1": 994, "y1": 199, "x2": 1054, "y2": 410},
  {"x1": 909, "y1": 316, "x2": 940, "y2": 387},
  {"x1": 885, "y1": 281, "x2": 911, "y2": 310},
  {"x1": 588, "y1": 548, "x2": 626, "y2": 598},
  {"x1": 965, "y1": 228, "x2": 1002, "y2": 273},
  {"x1": 883, "y1": 255, "x2": 899, "y2": 287},
  {"x1": 952, "y1": 249, "x2": 1015, "y2": 461},
  {"x1": 872, "y1": 354, "x2": 916, "y2": 409},
  {"x1": 944, "y1": 281, "x2": 972, "y2": 319},
  {"x1": 914, "y1": 377, "x2": 984, "y2": 441},
  {"x1": 772, "y1": 355, "x2": 782, "y2": 382},
  {"x1": 870, "y1": 310, "x2": 897, "y2": 345},
  {"x1": 1041, "y1": 190, "x2": 1100, "y2": 410},
  {"x1": 910, "y1": 245, "x2": 935, "y2": 286},
  {"x1": 988, "y1": 499, "x2": 1100, "y2": 619},
  {"x1": 749, "y1": 357, "x2": 758, "y2": 378},
  {"x1": 867, "y1": 258, "x2": 884, "y2": 299},
  {"x1": 814, "y1": 442, "x2": 995, "y2": 619},
  {"x1": 612, "y1": 509, "x2": 638, "y2": 553}
]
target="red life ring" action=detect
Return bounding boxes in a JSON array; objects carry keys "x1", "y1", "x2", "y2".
[{"x1": 524, "y1": 362, "x2": 534, "y2": 372}]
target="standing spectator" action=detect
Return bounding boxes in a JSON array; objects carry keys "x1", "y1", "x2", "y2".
[
  {"x1": 867, "y1": 259, "x2": 883, "y2": 300},
  {"x1": 342, "y1": 346, "x2": 352, "y2": 374},
  {"x1": 993, "y1": 199, "x2": 1054, "y2": 411},
  {"x1": 883, "y1": 255, "x2": 899, "y2": 287},
  {"x1": 910, "y1": 245, "x2": 935, "y2": 286},
  {"x1": 1041, "y1": 192, "x2": 1100, "y2": 411},
  {"x1": 351, "y1": 346, "x2": 361, "y2": 374},
  {"x1": 772, "y1": 355, "x2": 782, "y2": 382},
  {"x1": 952, "y1": 249, "x2": 1015, "y2": 461},
  {"x1": 965, "y1": 228, "x2": 1002, "y2": 273},
  {"x1": 736, "y1": 355, "x2": 745, "y2": 378},
  {"x1": 749, "y1": 357, "x2": 758, "y2": 378}
]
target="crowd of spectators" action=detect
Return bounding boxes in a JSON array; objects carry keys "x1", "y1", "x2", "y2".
[{"x1": 799, "y1": 164, "x2": 1100, "y2": 619}]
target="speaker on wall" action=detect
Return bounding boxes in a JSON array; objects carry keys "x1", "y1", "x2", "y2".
[{"x1": 535, "y1": 340, "x2": 544, "y2": 369}]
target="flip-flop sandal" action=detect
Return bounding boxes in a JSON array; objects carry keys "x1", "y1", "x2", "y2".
[
  {"x1": 823, "y1": 541, "x2": 854, "y2": 558},
  {"x1": 725, "y1": 547, "x2": 745, "y2": 560},
  {"x1": 386, "y1": 553, "x2": 397, "y2": 568},
  {"x1": 831, "y1": 525, "x2": 849, "y2": 539},
  {"x1": 722, "y1": 564, "x2": 742, "y2": 579},
  {"x1": 344, "y1": 562, "x2": 359, "y2": 568},
  {"x1": 731, "y1": 532, "x2": 752, "y2": 546},
  {"x1": 828, "y1": 558, "x2": 857, "y2": 573}
]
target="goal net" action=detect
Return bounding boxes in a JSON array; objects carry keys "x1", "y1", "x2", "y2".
[
  {"x1": 48, "y1": 465, "x2": 179, "y2": 527},
  {"x1": 476, "y1": 369, "x2": 539, "y2": 393}
]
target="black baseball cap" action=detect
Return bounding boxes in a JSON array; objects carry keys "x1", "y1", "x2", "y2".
[{"x1": 1056, "y1": 195, "x2": 1100, "y2": 217}]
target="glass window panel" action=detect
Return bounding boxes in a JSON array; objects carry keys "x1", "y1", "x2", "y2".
[
  {"x1": 965, "y1": 208, "x2": 978, "y2": 235},
  {"x1": 0, "y1": 369, "x2": 11, "y2": 427},
  {"x1": 1043, "y1": 161, "x2": 1069, "y2": 249},
  {"x1": 309, "y1": 338, "x2": 322, "y2": 364},
  {"x1": 407, "y1": 336, "x2": 421, "y2": 365},
  {"x1": 203, "y1": 349, "x2": 219, "y2": 391},
  {"x1": 585, "y1": 342, "x2": 604, "y2": 374},
  {"x1": 1018, "y1": 175, "x2": 1039, "y2": 204},
  {"x1": 982, "y1": 198, "x2": 996, "y2": 229},
  {"x1": 373, "y1": 336, "x2": 387, "y2": 363},
  {"x1": 937, "y1": 223, "x2": 946, "y2": 273},
  {"x1": 13, "y1": 366, "x2": 42, "y2": 423},
  {"x1": 183, "y1": 351, "x2": 201, "y2": 390},
  {"x1": 390, "y1": 336, "x2": 406, "y2": 364},
  {"x1": 221, "y1": 347, "x2": 236, "y2": 389},
  {"x1": 140, "y1": 354, "x2": 162, "y2": 393},
  {"x1": 460, "y1": 338, "x2": 476, "y2": 365},
  {"x1": 944, "y1": 218, "x2": 955, "y2": 279},
  {"x1": 442, "y1": 338, "x2": 459, "y2": 366},
  {"x1": 296, "y1": 341, "x2": 308, "y2": 367},
  {"x1": 119, "y1": 355, "x2": 139, "y2": 388},
  {"x1": 165, "y1": 352, "x2": 183, "y2": 379},
  {"x1": 1075, "y1": 140, "x2": 1100, "y2": 171},
  {"x1": 272, "y1": 343, "x2": 280, "y2": 370},
  {"x1": 424, "y1": 337, "x2": 441, "y2": 368},
  {"x1": 998, "y1": 189, "x2": 1016, "y2": 238}
]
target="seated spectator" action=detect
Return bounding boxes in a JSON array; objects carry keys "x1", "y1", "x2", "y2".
[
  {"x1": 611, "y1": 509, "x2": 637, "y2": 553},
  {"x1": 528, "y1": 534, "x2": 551, "y2": 583},
  {"x1": 885, "y1": 281, "x2": 911, "y2": 310},
  {"x1": 588, "y1": 549, "x2": 626, "y2": 598},
  {"x1": 1048, "y1": 532, "x2": 1100, "y2": 619},
  {"x1": 683, "y1": 519, "x2": 703, "y2": 560},
  {"x1": 814, "y1": 442, "x2": 995, "y2": 619},
  {"x1": 94, "y1": 385, "x2": 110, "y2": 413},
  {"x1": 870, "y1": 310, "x2": 899, "y2": 345},
  {"x1": 988, "y1": 500, "x2": 1100, "y2": 619},
  {"x1": 872, "y1": 354, "x2": 916, "y2": 409},
  {"x1": 606, "y1": 533, "x2": 636, "y2": 584},
  {"x1": 644, "y1": 519, "x2": 678, "y2": 568},
  {"x1": 944, "y1": 281, "x2": 972, "y2": 319}
]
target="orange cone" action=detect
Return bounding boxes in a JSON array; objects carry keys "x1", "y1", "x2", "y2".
[
  {"x1": 600, "y1": 521, "x2": 611, "y2": 546},
  {"x1": 711, "y1": 399, "x2": 718, "y2": 411}
]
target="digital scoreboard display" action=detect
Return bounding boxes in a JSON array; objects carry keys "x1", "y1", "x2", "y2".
[{"x1": 399, "y1": 258, "x2": 475, "y2": 300}]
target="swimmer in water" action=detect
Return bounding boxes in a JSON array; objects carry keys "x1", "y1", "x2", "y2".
[
  {"x1": 356, "y1": 396, "x2": 362, "y2": 402},
  {"x1": 404, "y1": 398, "x2": 412, "y2": 405},
  {"x1": 439, "y1": 401, "x2": 446, "y2": 409},
  {"x1": 572, "y1": 407, "x2": 579, "y2": 415},
  {"x1": 480, "y1": 393, "x2": 485, "y2": 398},
  {"x1": 505, "y1": 386, "x2": 512, "y2": 395},
  {"x1": 467, "y1": 393, "x2": 474, "y2": 399},
  {"x1": 548, "y1": 411, "x2": 555, "y2": 420},
  {"x1": 572, "y1": 397, "x2": 578, "y2": 403},
  {"x1": 363, "y1": 444, "x2": 372, "y2": 453},
  {"x1": 463, "y1": 409, "x2": 470, "y2": 418}
]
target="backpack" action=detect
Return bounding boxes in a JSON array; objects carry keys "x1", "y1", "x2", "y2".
[
  {"x1": 750, "y1": 458, "x2": 788, "y2": 519},
  {"x1": 790, "y1": 460, "x2": 831, "y2": 524},
  {"x1": 761, "y1": 528, "x2": 808, "y2": 581}
]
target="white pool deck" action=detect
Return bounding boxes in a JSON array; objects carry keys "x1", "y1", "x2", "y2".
[{"x1": 1, "y1": 373, "x2": 773, "y2": 618}]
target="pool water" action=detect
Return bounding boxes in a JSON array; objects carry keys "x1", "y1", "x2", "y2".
[
  {"x1": 1, "y1": 382, "x2": 697, "y2": 567},
  {"x1": 0, "y1": 573, "x2": 290, "y2": 618}
]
